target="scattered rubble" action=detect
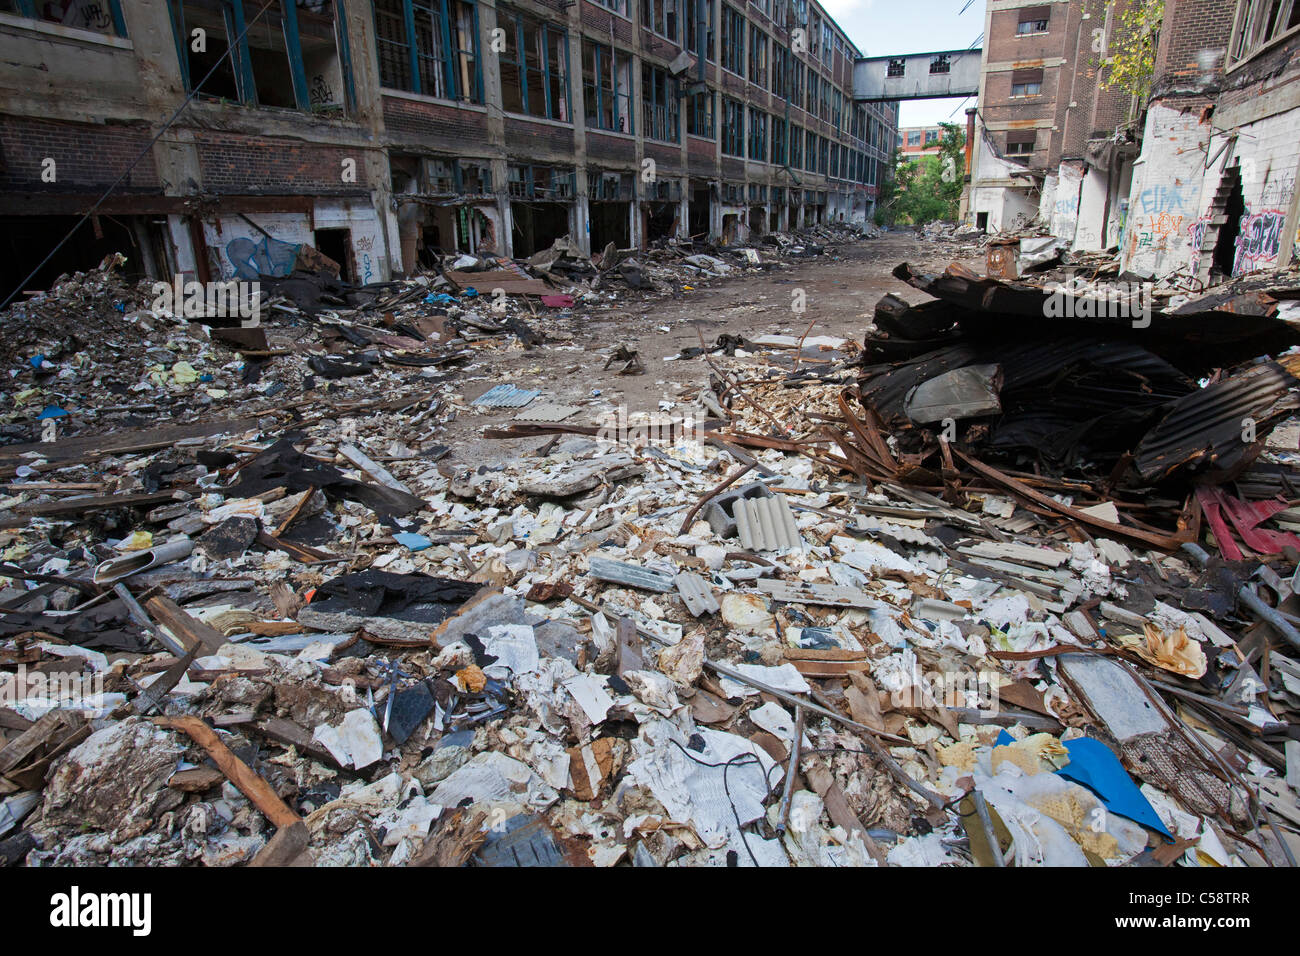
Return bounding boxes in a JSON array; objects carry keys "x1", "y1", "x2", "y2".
[{"x1": 2, "y1": 229, "x2": 1299, "y2": 869}]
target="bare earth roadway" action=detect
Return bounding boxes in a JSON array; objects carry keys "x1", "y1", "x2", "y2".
[{"x1": 440, "y1": 231, "x2": 985, "y2": 465}]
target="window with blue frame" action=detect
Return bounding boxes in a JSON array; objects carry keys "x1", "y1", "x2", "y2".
[
  {"x1": 771, "y1": 115, "x2": 786, "y2": 166},
  {"x1": 1, "y1": 0, "x2": 126, "y2": 36},
  {"x1": 372, "y1": 0, "x2": 481, "y2": 102},
  {"x1": 168, "y1": 1, "x2": 352, "y2": 111},
  {"x1": 687, "y1": 89, "x2": 714, "y2": 138},
  {"x1": 498, "y1": 6, "x2": 569, "y2": 120},
  {"x1": 746, "y1": 107, "x2": 766, "y2": 161},
  {"x1": 583, "y1": 40, "x2": 633, "y2": 134},
  {"x1": 719, "y1": 3, "x2": 743, "y2": 75},
  {"x1": 641, "y1": 64, "x2": 679, "y2": 142},
  {"x1": 721, "y1": 96, "x2": 744, "y2": 156}
]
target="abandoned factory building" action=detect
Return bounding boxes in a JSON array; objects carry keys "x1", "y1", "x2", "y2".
[{"x1": 0, "y1": 0, "x2": 897, "y2": 291}]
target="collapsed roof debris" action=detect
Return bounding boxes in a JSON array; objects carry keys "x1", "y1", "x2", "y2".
[{"x1": 1, "y1": 228, "x2": 1298, "y2": 870}]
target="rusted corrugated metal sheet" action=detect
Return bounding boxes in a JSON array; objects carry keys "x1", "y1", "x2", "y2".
[{"x1": 1133, "y1": 355, "x2": 1300, "y2": 482}]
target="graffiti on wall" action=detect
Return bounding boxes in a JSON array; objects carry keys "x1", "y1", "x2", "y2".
[
  {"x1": 1234, "y1": 208, "x2": 1287, "y2": 274},
  {"x1": 225, "y1": 234, "x2": 300, "y2": 280}
]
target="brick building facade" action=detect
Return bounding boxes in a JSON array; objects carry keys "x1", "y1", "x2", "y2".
[{"x1": 0, "y1": 0, "x2": 897, "y2": 293}]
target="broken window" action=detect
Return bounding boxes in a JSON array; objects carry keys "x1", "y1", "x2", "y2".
[
  {"x1": 1010, "y1": 67, "x2": 1043, "y2": 96},
  {"x1": 507, "y1": 163, "x2": 574, "y2": 199},
  {"x1": 1017, "y1": 6, "x2": 1049, "y2": 33},
  {"x1": 642, "y1": 64, "x2": 680, "y2": 142},
  {"x1": 805, "y1": 130, "x2": 816, "y2": 172},
  {"x1": 583, "y1": 41, "x2": 633, "y2": 133},
  {"x1": 720, "y1": 4, "x2": 744, "y2": 75},
  {"x1": 721, "y1": 96, "x2": 744, "y2": 156},
  {"x1": 748, "y1": 24, "x2": 768, "y2": 88},
  {"x1": 594, "y1": 0, "x2": 627, "y2": 13},
  {"x1": 589, "y1": 170, "x2": 632, "y2": 200},
  {"x1": 372, "y1": 0, "x2": 481, "y2": 102},
  {"x1": 17, "y1": 0, "x2": 126, "y2": 35},
  {"x1": 1230, "y1": 0, "x2": 1299, "y2": 63},
  {"x1": 805, "y1": 70, "x2": 817, "y2": 114},
  {"x1": 169, "y1": 1, "x2": 350, "y2": 110},
  {"x1": 169, "y1": 0, "x2": 241, "y2": 101},
  {"x1": 687, "y1": 89, "x2": 714, "y2": 138},
  {"x1": 788, "y1": 123, "x2": 802, "y2": 167},
  {"x1": 499, "y1": 7, "x2": 569, "y2": 120},
  {"x1": 886, "y1": 57, "x2": 905, "y2": 77},
  {"x1": 747, "y1": 107, "x2": 767, "y2": 160},
  {"x1": 929, "y1": 54, "x2": 950, "y2": 74},
  {"x1": 683, "y1": 0, "x2": 715, "y2": 61},
  {"x1": 641, "y1": 0, "x2": 678, "y2": 42},
  {"x1": 771, "y1": 116, "x2": 786, "y2": 165}
]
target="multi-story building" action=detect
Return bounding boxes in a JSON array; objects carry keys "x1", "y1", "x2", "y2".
[
  {"x1": 0, "y1": 0, "x2": 896, "y2": 295},
  {"x1": 897, "y1": 124, "x2": 945, "y2": 159},
  {"x1": 968, "y1": 0, "x2": 1079, "y2": 231}
]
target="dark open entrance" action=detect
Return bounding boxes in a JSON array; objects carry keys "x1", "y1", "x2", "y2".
[
  {"x1": 688, "y1": 185, "x2": 710, "y2": 238},
  {"x1": 0, "y1": 215, "x2": 162, "y2": 302},
  {"x1": 590, "y1": 202, "x2": 630, "y2": 250},
  {"x1": 511, "y1": 202, "x2": 570, "y2": 257},
  {"x1": 313, "y1": 228, "x2": 353, "y2": 282},
  {"x1": 644, "y1": 202, "x2": 677, "y2": 243},
  {"x1": 748, "y1": 206, "x2": 765, "y2": 236},
  {"x1": 1210, "y1": 165, "x2": 1246, "y2": 279}
]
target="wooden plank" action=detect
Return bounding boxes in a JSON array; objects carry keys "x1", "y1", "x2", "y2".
[
  {"x1": 144, "y1": 596, "x2": 228, "y2": 656},
  {"x1": 153, "y1": 715, "x2": 300, "y2": 828}
]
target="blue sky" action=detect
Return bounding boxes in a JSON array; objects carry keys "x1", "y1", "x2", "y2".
[{"x1": 820, "y1": 0, "x2": 983, "y2": 128}]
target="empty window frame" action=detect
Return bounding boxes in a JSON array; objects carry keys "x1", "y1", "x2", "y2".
[
  {"x1": 831, "y1": 88, "x2": 842, "y2": 130},
  {"x1": 683, "y1": 0, "x2": 714, "y2": 61},
  {"x1": 748, "y1": 24, "x2": 768, "y2": 87},
  {"x1": 499, "y1": 7, "x2": 569, "y2": 120},
  {"x1": 818, "y1": 135, "x2": 828, "y2": 174},
  {"x1": 687, "y1": 88, "x2": 715, "y2": 137},
  {"x1": 1010, "y1": 67, "x2": 1043, "y2": 96},
  {"x1": 372, "y1": 0, "x2": 480, "y2": 102},
  {"x1": 583, "y1": 41, "x2": 633, "y2": 133},
  {"x1": 1229, "y1": 0, "x2": 1300, "y2": 63},
  {"x1": 818, "y1": 73, "x2": 830, "y2": 120},
  {"x1": 820, "y1": 21, "x2": 832, "y2": 63},
  {"x1": 804, "y1": 130, "x2": 816, "y2": 171},
  {"x1": 788, "y1": 122, "x2": 802, "y2": 168},
  {"x1": 507, "y1": 163, "x2": 574, "y2": 198},
  {"x1": 747, "y1": 107, "x2": 767, "y2": 160},
  {"x1": 594, "y1": 0, "x2": 627, "y2": 14},
  {"x1": 721, "y1": 96, "x2": 745, "y2": 155},
  {"x1": 642, "y1": 64, "x2": 680, "y2": 142},
  {"x1": 929, "y1": 54, "x2": 950, "y2": 74},
  {"x1": 170, "y1": 0, "x2": 347, "y2": 111},
  {"x1": 641, "y1": 0, "x2": 678, "y2": 42},
  {"x1": 804, "y1": 69, "x2": 817, "y2": 114},
  {"x1": 886, "y1": 57, "x2": 904, "y2": 77},
  {"x1": 720, "y1": 4, "x2": 744, "y2": 74},
  {"x1": 1016, "y1": 6, "x2": 1049, "y2": 34}
]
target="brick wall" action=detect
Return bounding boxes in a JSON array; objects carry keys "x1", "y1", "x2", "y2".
[
  {"x1": 382, "y1": 96, "x2": 493, "y2": 152},
  {"x1": 1153, "y1": 0, "x2": 1235, "y2": 94},
  {"x1": 193, "y1": 131, "x2": 363, "y2": 194},
  {"x1": 0, "y1": 116, "x2": 159, "y2": 192},
  {"x1": 503, "y1": 117, "x2": 576, "y2": 161}
]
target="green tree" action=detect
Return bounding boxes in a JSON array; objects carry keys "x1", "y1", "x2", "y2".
[
  {"x1": 1099, "y1": 0, "x2": 1164, "y2": 100},
  {"x1": 891, "y1": 123, "x2": 966, "y2": 224}
]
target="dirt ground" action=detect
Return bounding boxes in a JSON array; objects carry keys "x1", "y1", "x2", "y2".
[{"x1": 441, "y1": 232, "x2": 985, "y2": 465}]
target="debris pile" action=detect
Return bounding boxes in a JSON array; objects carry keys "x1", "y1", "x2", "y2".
[{"x1": 2, "y1": 232, "x2": 1298, "y2": 869}]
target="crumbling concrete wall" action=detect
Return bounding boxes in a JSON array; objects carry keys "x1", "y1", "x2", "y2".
[
  {"x1": 1049, "y1": 163, "x2": 1083, "y2": 244},
  {"x1": 1220, "y1": 109, "x2": 1300, "y2": 275},
  {"x1": 1120, "y1": 105, "x2": 1209, "y2": 277}
]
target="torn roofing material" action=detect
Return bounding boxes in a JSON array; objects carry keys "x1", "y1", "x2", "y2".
[{"x1": 1133, "y1": 354, "x2": 1300, "y2": 483}]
